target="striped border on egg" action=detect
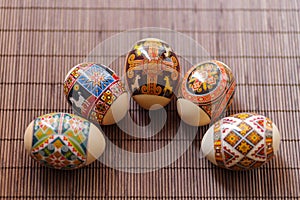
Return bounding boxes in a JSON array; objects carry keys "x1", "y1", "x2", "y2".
[{"x1": 213, "y1": 113, "x2": 274, "y2": 170}]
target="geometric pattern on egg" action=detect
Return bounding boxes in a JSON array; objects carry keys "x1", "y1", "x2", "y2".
[
  {"x1": 30, "y1": 113, "x2": 90, "y2": 170},
  {"x1": 24, "y1": 112, "x2": 106, "y2": 170},
  {"x1": 177, "y1": 60, "x2": 236, "y2": 126},
  {"x1": 125, "y1": 38, "x2": 180, "y2": 110},
  {"x1": 64, "y1": 63, "x2": 127, "y2": 125},
  {"x1": 201, "y1": 113, "x2": 281, "y2": 170}
]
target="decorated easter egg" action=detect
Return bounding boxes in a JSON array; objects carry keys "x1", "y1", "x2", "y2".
[
  {"x1": 177, "y1": 60, "x2": 236, "y2": 126},
  {"x1": 125, "y1": 38, "x2": 180, "y2": 110},
  {"x1": 24, "y1": 113, "x2": 106, "y2": 170},
  {"x1": 64, "y1": 63, "x2": 128, "y2": 125},
  {"x1": 201, "y1": 113, "x2": 281, "y2": 170}
]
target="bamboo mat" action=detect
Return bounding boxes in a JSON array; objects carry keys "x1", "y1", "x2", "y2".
[{"x1": 1, "y1": 0, "x2": 300, "y2": 199}]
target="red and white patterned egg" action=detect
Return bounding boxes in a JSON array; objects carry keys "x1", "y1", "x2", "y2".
[{"x1": 201, "y1": 113, "x2": 281, "y2": 170}]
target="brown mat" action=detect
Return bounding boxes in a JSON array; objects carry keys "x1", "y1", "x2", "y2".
[{"x1": 1, "y1": 0, "x2": 299, "y2": 199}]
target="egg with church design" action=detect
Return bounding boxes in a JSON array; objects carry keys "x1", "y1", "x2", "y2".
[
  {"x1": 24, "y1": 113, "x2": 106, "y2": 170},
  {"x1": 125, "y1": 38, "x2": 180, "y2": 110},
  {"x1": 201, "y1": 113, "x2": 281, "y2": 170},
  {"x1": 64, "y1": 63, "x2": 128, "y2": 125},
  {"x1": 177, "y1": 60, "x2": 236, "y2": 126}
]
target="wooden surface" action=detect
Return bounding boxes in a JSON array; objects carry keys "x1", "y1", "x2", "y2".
[{"x1": 0, "y1": 0, "x2": 300, "y2": 199}]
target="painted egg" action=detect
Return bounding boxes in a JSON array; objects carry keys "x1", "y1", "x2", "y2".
[
  {"x1": 177, "y1": 60, "x2": 236, "y2": 126},
  {"x1": 64, "y1": 63, "x2": 128, "y2": 125},
  {"x1": 201, "y1": 113, "x2": 281, "y2": 170},
  {"x1": 125, "y1": 38, "x2": 180, "y2": 110},
  {"x1": 24, "y1": 113, "x2": 106, "y2": 170}
]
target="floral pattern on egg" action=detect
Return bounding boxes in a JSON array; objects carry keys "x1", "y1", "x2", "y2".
[{"x1": 179, "y1": 60, "x2": 236, "y2": 124}]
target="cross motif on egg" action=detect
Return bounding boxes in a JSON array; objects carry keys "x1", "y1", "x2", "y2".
[{"x1": 125, "y1": 38, "x2": 180, "y2": 100}]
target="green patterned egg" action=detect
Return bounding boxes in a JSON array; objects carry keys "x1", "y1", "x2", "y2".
[{"x1": 24, "y1": 113, "x2": 106, "y2": 170}]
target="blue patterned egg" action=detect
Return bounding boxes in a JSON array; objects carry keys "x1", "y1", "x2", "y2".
[
  {"x1": 24, "y1": 113, "x2": 106, "y2": 170},
  {"x1": 64, "y1": 63, "x2": 128, "y2": 125},
  {"x1": 201, "y1": 113, "x2": 281, "y2": 170}
]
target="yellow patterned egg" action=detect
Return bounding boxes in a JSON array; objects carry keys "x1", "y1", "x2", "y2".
[
  {"x1": 64, "y1": 63, "x2": 128, "y2": 125},
  {"x1": 24, "y1": 113, "x2": 106, "y2": 170},
  {"x1": 201, "y1": 113, "x2": 281, "y2": 170},
  {"x1": 177, "y1": 60, "x2": 236, "y2": 126},
  {"x1": 125, "y1": 38, "x2": 180, "y2": 110}
]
